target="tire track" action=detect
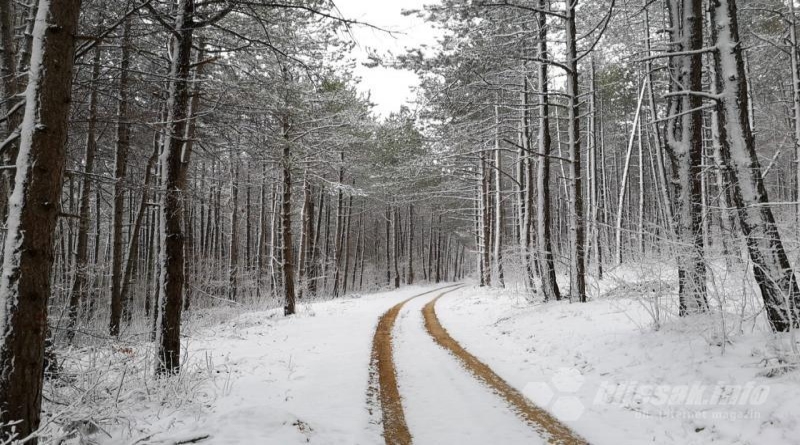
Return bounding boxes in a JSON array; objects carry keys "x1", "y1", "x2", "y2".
[
  {"x1": 367, "y1": 284, "x2": 461, "y2": 445},
  {"x1": 422, "y1": 293, "x2": 589, "y2": 445}
]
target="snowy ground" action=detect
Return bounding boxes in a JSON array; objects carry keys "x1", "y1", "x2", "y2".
[
  {"x1": 116, "y1": 285, "x2": 445, "y2": 445},
  {"x1": 436, "y1": 284, "x2": 800, "y2": 445},
  {"x1": 59, "y1": 271, "x2": 800, "y2": 444}
]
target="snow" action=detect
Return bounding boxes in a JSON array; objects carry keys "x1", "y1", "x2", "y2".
[
  {"x1": 434, "y1": 284, "x2": 800, "y2": 444},
  {"x1": 85, "y1": 285, "x2": 442, "y2": 444}
]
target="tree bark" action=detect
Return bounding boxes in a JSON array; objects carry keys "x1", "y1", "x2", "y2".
[
  {"x1": 588, "y1": 57, "x2": 603, "y2": 279},
  {"x1": 228, "y1": 162, "x2": 239, "y2": 302},
  {"x1": 0, "y1": 0, "x2": 81, "y2": 440},
  {"x1": 407, "y1": 204, "x2": 414, "y2": 284},
  {"x1": 493, "y1": 104, "x2": 505, "y2": 288},
  {"x1": 480, "y1": 153, "x2": 492, "y2": 286},
  {"x1": 519, "y1": 73, "x2": 537, "y2": 292},
  {"x1": 182, "y1": 39, "x2": 204, "y2": 311},
  {"x1": 0, "y1": 0, "x2": 19, "y2": 221},
  {"x1": 110, "y1": 18, "x2": 132, "y2": 336},
  {"x1": 297, "y1": 171, "x2": 311, "y2": 298},
  {"x1": 565, "y1": 0, "x2": 586, "y2": 302},
  {"x1": 536, "y1": 0, "x2": 561, "y2": 301},
  {"x1": 332, "y1": 152, "x2": 345, "y2": 296},
  {"x1": 280, "y1": 112, "x2": 296, "y2": 315},
  {"x1": 155, "y1": 0, "x2": 196, "y2": 375},
  {"x1": 66, "y1": 46, "x2": 101, "y2": 342},
  {"x1": 665, "y1": 0, "x2": 708, "y2": 315},
  {"x1": 711, "y1": 0, "x2": 800, "y2": 331},
  {"x1": 393, "y1": 207, "x2": 401, "y2": 288}
]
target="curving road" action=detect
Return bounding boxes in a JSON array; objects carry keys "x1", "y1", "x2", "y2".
[{"x1": 369, "y1": 285, "x2": 587, "y2": 445}]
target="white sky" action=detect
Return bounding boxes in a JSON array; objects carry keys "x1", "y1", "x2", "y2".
[{"x1": 332, "y1": 0, "x2": 440, "y2": 117}]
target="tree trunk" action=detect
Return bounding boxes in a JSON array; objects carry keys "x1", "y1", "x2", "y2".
[
  {"x1": 342, "y1": 192, "x2": 354, "y2": 294},
  {"x1": 536, "y1": 0, "x2": 561, "y2": 301},
  {"x1": 309, "y1": 188, "x2": 322, "y2": 295},
  {"x1": 588, "y1": 57, "x2": 603, "y2": 279},
  {"x1": 297, "y1": 171, "x2": 311, "y2": 298},
  {"x1": 666, "y1": 0, "x2": 708, "y2": 315},
  {"x1": 393, "y1": 207, "x2": 401, "y2": 288},
  {"x1": 711, "y1": 0, "x2": 800, "y2": 331},
  {"x1": 407, "y1": 204, "x2": 414, "y2": 284},
  {"x1": 0, "y1": 0, "x2": 20, "y2": 221},
  {"x1": 109, "y1": 18, "x2": 132, "y2": 336},
  {"x1": 280, "y1": 113, "x2": 296, "y2": 316},
  {"x1": 332, "y1": 152, "x2": 345, "y2": 296},
  {"x1": 0, "y1": 0, "x2": 81, "y2": 440},
  {"x1": 643, "y1": 0, "x2": 675, "y2": 236},
  {"x1": 788, "y1": 0, "x2": 800, "y2": 232},
  {"x1": 494, "y1": 105, "x2": 505, "y2": 288},
  {"x1": 228, "y1": 162, "x2": 239, "y2": 302},
  {"x1": 385, "y1": 208, "x2": 391, "y2": 285},
  {"x1": 480, "y1": 153, "x2": 492, "y2": 286},
  {"x1": 155, "y1": 0, "x2": 196, "y2": 375},
  {"x1": 435, "y1": 215, "x2": 443, "y2": 283},
  {"x1": 519, "y1": 73, "x2": 537, "y2": 292},
  {"x1": 119, "y1": 139, "x2": 158, "y2": 326},
  {"x1": 637, "y1": 114, "x2": 645, "y2": 254},
  {"x1": 614, "y1": 78, "x2": 648, "y2": 264},
  {"x1": 256, "y1": 163, "x2": 268, "y2": 299},
  {"x1": 565, "y1": 0, "x2": 586, "y2": 302},
  {"x1": 181, "y1": 39, "x2": 204, "y2": 311},
  {"x1": 66, "y1": 46, "x2": 101, "y2": 342}
]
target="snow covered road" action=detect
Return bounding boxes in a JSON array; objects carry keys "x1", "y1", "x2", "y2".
[
  {"x1": 128, "y1": 284, "x2": 584, "y2": 444},
  {"x1": 393, "y1": 288, "x2": 547, "y2": 445}
]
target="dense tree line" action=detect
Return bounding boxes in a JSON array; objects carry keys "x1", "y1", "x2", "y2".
[
  {"x1": 401, "y1": 0, "x2": 800, "y2": 329},
  {"x1": 0, "y1": 1, "x2": 468, "y2": 442}
]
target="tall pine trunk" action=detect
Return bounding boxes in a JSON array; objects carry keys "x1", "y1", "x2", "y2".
[
  {"x1": 711, "y1": 0, "x2": 800, "y2": 331},
  {"x1": 281, "y1": 112, "x2": 296, "y2": 315},
  {"x1": 565, "y1": 0, "x2": 586, "y2": 302},
  {"x1": 155, "y1": 0, "x2": 195, "y2": 375},
  {"x1": 109, "y1": 18, "x2": 132, "y2": 336},
  {"x1": 0, "y1": 0, "x2": 82, "y2": 440},
  {"x1": 536, "y1": 0, "x2": 561, "y2": 301}
]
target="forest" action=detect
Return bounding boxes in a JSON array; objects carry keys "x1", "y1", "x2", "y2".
[{"x1": 1, "y1": 0, "x2": 800, "y2": 443}]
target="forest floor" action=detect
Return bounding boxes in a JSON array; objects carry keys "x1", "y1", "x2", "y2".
[{"x1": 68, "y1": 269, "x2": 800, "y2": 445}]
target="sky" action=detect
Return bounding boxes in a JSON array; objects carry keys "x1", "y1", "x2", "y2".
[{"x1": 332, "y1": 0, "x2": 441, "y2": 117}]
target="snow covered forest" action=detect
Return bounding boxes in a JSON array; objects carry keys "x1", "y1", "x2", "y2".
[{"x1": 2, "y1": 0, "x2": 800, "y2": 443}]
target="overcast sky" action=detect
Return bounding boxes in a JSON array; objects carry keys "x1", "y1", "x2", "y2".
[{"x1": 332, "y1": 0, "x2": 440, "y2": 117}]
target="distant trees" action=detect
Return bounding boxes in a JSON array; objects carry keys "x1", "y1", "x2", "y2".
[
  {"x1": 407, "y1": 0, "x2": 800, "y2": 331},
  {"x1": 406, "y1": 0, "x2": 613, "y2": 302}
]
